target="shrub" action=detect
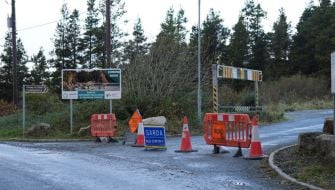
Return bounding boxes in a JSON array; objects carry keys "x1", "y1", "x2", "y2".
[
  {"x1": 0, "y1": 100, "x2": 16, "y2": 116},
  {"x1": 260, "y1": 75, "x2": 330, "y2": 105}
]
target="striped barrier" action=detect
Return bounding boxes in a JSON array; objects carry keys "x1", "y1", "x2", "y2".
[
  {"x1": 91, "y1": 113, "x2": 117, "y2": 137},
  {"x1": 217, "y1": 65, "x2": 262, "y2": 81},
  {"x1": 203, "y1": 113, "x2": 252, "y2": 148}
]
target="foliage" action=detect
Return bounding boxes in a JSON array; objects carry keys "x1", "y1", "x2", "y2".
[
  {"x1": 260, "y1": 74, "x2": 330, "y2": 105},
  {"x1": 124, "y1": 18, "x2": 149, "y2": 64},
  {"x1": 28, "y1": 48, "x2": 50, "y2": 85},
  {"x1": 0, "y1": 33, "x2": 29, "y2": 102},
  {"x1": 290, "y1": 2, "x2": 335, "y2": 79},
  {"x1": 266, "y1": 8, "x2": 291, "y2": 80},
  {"x1": 0, "y1": 100, "x2": 16, "y2": 116},
  {"x1": 80, "y1": 0, "x2": 100, "y2": 68}
]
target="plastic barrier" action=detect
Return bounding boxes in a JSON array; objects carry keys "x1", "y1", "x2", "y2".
[
  {"x1": 91, "y1": 113, "x2": 117, "y2": 137},
  {"x1": 203, "y1": 113, "x2": 252, "y2": 148}
]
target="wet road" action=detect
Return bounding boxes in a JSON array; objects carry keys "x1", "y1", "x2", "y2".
[{"x1": 0, "y1": 109, "x2": 331, "y2": 190}]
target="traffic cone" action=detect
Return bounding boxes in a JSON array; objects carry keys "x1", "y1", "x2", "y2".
[
  {"x1": 132, "y1": 122, "x2": 145, "y2": 147},
  {"x1": 244, "y1": 116, "x2": 267, "y2": 160},
  {"x1": 175, "y1": 116, "x2": 198, "y2": 153}
]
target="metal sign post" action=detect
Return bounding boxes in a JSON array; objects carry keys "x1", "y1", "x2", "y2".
[
  {"x1": 212, "y1": 64, "x2": 218, "y2": 113},
  {"x1": 70, "y1": 99, "x2": 73, "y2": 135},
  {"x1": 255, "y1": 81, "x2": 259, "y2": 107},
  {"x1": 331, "y1": 52, "x2": 335, "y2": 133},
  {"x1": 22, "y1": 85, "x2": 25, "y2": 137},
  {"x1": 22, "y1": 85, "x2": 48, "y2": 137}
]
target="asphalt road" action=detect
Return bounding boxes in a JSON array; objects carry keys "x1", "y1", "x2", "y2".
[{"x1": 0, "y1": 109, "x2": 331, "y2": 190}]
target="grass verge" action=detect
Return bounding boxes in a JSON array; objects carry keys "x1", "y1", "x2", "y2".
[{"x1": 274, "y1": 145, "x2": 335, "y2": 190}]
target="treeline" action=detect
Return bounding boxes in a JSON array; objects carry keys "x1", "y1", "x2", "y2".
[{"x1": 0, "y1": 0, "x2": 334, "y2": 115}]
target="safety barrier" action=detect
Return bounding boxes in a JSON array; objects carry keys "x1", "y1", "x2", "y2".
[
  {"x1": 203, "y1": 113, "x2": 252, "y2": 148},
  {"x1": 91, "y1": 113, "x2": 117, "y2": 137}
]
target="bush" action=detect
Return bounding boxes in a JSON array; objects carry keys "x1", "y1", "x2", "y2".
[
  {"x1": 25, "y1": 93, "x2": 63, "y2": 114},
  {"x1": 0, "y1": 100, "x2": 16, "y2": 116},
  {"x1": 260, "y1": 75, "x2": 330, "y2": 105}
]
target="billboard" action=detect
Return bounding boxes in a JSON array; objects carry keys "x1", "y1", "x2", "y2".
[{"x1": 62, "y1": 69, "x2": 121, "y2": 99}]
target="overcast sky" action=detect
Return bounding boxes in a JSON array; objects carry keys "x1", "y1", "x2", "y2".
[{"x1": 0, "y1": 0, "x2": 314, "y2": 58}]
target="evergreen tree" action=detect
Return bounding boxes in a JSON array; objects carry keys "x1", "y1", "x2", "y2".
[
  {"x1": 68, "y1": 9, "x2": 82, "y2": 69},
  {"x1": 242, "y1": 0, "x2": 268, "y2": 70},
  {"x1": 100, "y1": 0, "x2": 128, "y2": 67},
  {"x1": 29, "y1": 48, "x2": 49, "y2": 85},
  {"x1": 124, "y1": 18, "x2": 149, "y2": 64},
  {"x1": 80, "y1": 0, "x2": 100, "y2": 68},
  {"x1": 0, "y1": 33, "x2": 28, "y2": 102},
  {"x1": 156, "y1": 7, "x2": 187, "y2": 45},
  {"x1": 50, "y1": 4, "x2": 82, "y2": 92},
  {"x1": 228, "y1": 15, "x2": 249, "y2": 68},
  {"x1": 200, "y1": 9, "x2": 230, "y2": 86},
  {"x1": 267, "y1": 8, "x2": 291, "y2": 79},
  {"x1": 50, "y1": 3, "x2": 72, "y2": 92},
  {"x1": 291, "y1": 1, "x2": 335, "y2": 78}
]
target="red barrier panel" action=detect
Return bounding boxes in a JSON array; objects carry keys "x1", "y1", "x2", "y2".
[
  {"x1": 91, "y1": 114, "x2": 117, "y2": 137},
  {"x1": 203, "y1": 113, "x2": 252, "y2": 148}
]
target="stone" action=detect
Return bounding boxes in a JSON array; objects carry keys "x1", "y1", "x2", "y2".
[
  {"x1": 25, "y1": 123, "x2": 51, "y2": 137},
  {"x1": 78, "y1": 125, "x2": 91, "y2": 136},
  {"x1": 316, "y1": 134, "x2": 335, "y2": 162},
  {"x1": 298, "y1": 132, "x2": 323, "y2": 152},
  {"x1": 323, "y1": 118, "x2": 334, "y2": 135},
  {"x1": 142, "y1": 116, "x2": 167, "y2": 126}
]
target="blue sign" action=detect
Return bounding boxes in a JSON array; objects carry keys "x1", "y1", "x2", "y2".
[
  {"x1": 78, "y1": 91, "x2": 104, "y2": 99},
  {"x1": 144, "y1": 126, "x2": 166, "y2": 148}
]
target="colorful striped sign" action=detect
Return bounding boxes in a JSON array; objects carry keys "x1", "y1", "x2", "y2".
[{"x1": 217, "y1": 65, "x2": 262, "y2": 81}]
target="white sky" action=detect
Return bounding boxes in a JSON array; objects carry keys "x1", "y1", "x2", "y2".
[{"x1": 0, "y1": 0, "x2": 314, "y2": 58}]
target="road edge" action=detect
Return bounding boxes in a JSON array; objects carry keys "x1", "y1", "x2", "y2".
[{"x1": 268, "y1": 144, "x2": 325, "y2": 190}]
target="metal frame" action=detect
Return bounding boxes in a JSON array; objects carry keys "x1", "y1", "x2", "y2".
[{"x1": 212, "y1": 64, "x2": 263, "y2": 113}]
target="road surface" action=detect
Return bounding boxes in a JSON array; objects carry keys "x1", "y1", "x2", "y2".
[{"x1": 0, "y1": 109, "x2": 331, "y2": 190}]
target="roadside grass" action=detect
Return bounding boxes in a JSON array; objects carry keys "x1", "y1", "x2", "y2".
[{"x1": 274, "y1": 146, "x2": 335, "y2": 190}]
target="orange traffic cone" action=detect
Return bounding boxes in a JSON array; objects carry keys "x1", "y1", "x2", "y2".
[
  {"x1": 244, "y1": 116, "x2": 267, "y2": 159},
  {"x1": 132, "y1": 122, "x2": 145, "y2": 147},
  {"x1": 175, "y1": 116, "x2": 198, "y2": 153}
]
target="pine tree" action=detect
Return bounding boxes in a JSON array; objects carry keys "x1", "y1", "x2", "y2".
[
  {"x1": 50, "y1": 3, "x2": 71, "y2": 92},
  {"x1": 50, "y1": 4, "x2": 82, "y2": 92},
  {"x1": 68, "y1": 9, "x2": 82, "y2": 69},
  {"x1": 291, "y1": 2, "x2": 335, "y2": 78},
  {"x1": 200, "y1": 9, "x2": 230, "y2": 86},
  {"x1": 124, "y1": 18, "x2": 149, "y2": 64},
  {"x1": 228, "y1": 15, "x2": 249, "y2": 68},
  {"x1": 99, "y1": 0, "x2": 128, "y2": 67},
  {"x1": 80, "y1": 0, "x2": 100, "y2": 68},
  {"x1": 267, "y1": 8, "x2": 291, "y2": 79},
  {"x1": 0, "y1": 33, "x2": 28, "y2": 102},
  {"x1": 29, "y1": 48, "x2": 49, "y2": 85},
  {"x1": 156, "y1": 7, "x2": 188, "y2": 45},
  {"x1": 241, "y1": 0, "x2": 268, "y2": 70}
]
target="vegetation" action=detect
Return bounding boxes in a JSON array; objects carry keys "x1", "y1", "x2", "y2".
[
  {"x1": 0, "y1": 0, "x2": 334, "y2": 138},
  {"x1": 274, "y1": 146, "x2": 335, "y2": 190}
]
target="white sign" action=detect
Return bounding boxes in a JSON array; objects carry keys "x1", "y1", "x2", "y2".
[{"x1": 332, "y1": 52, "x2": 335, "y2": 94}]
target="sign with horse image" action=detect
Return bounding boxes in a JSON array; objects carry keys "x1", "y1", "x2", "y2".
[{"x1": 61, "y1": 68, "x2": 121, "y2": 100}]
